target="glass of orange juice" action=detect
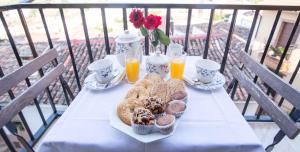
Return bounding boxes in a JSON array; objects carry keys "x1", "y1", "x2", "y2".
[
  {"x1": 170, "y1": 55, "x2": 186, "y2": 80},
  {"x1": 167, "y1": 43, "x2": 186, "y2": 80},
  {"x1": 125, "y1": 51, "x2": 140, "y2": 84}
]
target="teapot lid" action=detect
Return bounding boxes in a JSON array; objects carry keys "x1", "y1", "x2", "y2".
[
  {"x1": 147, "y1": 50, "x2": 168, "y2": 64},
  {"x1": 116, "y1": 30, "x2": 140, "y2": 43}
]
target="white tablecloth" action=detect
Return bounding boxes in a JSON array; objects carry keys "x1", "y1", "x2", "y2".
[{"x1": 38, "y1": 56, "x2": 264, "y2": 152}]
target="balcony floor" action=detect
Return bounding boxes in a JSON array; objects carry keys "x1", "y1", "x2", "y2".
[{"x1": 250, "y1": 122, "x2": 300, "y2": 152}]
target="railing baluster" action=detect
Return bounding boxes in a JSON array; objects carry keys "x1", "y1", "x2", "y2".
[
  {"x1": 278, "y1": 60, "x2": 300, "y2": 107},
  {"x1": 39, "y1": 8, "x2": 53, "y2": 48},
  {"x1": 258, "y1": 10, "x2": 281, "y2": 64},
  {"x1": 274, "y1": 12, "x2": 300, "y2": 74},
  {"x1": 245, "y1": 10, "x2": 260, "y2": 53},
  {"x1": 164, "y1": 8, "x2": 171, "y2": 54},
  {"x1": 242, "y1": 10, "x2": 281, "y2": 115},
  {"x1": 165, "y1": 8, "x2": 171, "y2": 37},
  {"x1": 59, "y1": 8, "x2": 82, "y2": 90},
  {"x1": 184, "y1": 8, "x2": 192, "y2": 53},
  {"x1": 80, "y1": 8, "x2": 94, "y2": 63},
  {"x1": 220, "y1": 9, "x2": 237, "y2": 73},
  {"x1": 17, "y1": 9, "x2": 37, "y2": 57},
  {"x1": 18, "y1": 112, "x2": 35, "y2": 140},
  {"x1": 203, "y1": 9, "x2": 214, "y2": 59},
  {"x1": 257, "y1": 11, "x2": 300, "y2": 119},
  {"x1": 123, "y1": 8, "x2": 128, "y2": 30},
  {"x1": 39, "y1": 8, "x2": 72, "y2": 105},
  {"x1": 39, "y1": 8, "x2": 62, "y2": 113},
  {"x1": 144, "y1": 8, "x2": 149, "y2": 55},
  {"x1": 0, "y1": 12, "x2": 22, "y2": 66},
  {"x1": 53, "y1": 57, "x2": 72, "y2": 105},
  {"x1": 0, "y1": 128, "x2": 16, "y2": 152},
  {"x1": 101, "y1": 7, "x2": 110, "y2": 55},
  {"x1": 230, "y1": 9, "x2": 259, "y2": 99}
]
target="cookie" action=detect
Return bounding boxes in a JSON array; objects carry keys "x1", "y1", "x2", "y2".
[
  {"x1": 150, "y1": 83, "x2": 171, "y2": 103},
  {"x1": 117, "y1": 98, "x2": 144, "y2": 126},
  {"x1": 135, "y1": 79, "x2": 154, "y2": 91},
  {"x1": 144, "y1": 73, "x2": 164, "y2": 84},
  {"x1": 166, "y1": 79, "x2": 185, "y2": 98},
  {"x1": 125, "y1": 86, "x2": 149, "y2": 100},
  {"x1": 117, "y1": 101, "x2": 132, "y2": 125}
]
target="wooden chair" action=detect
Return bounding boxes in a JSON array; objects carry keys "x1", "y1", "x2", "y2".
[
  {"x1": 0, "y1": 49, "x2": 74, "y2": 151},
  {"x1": 229, "y1": 51, "x2": 300, "y2": 152}
]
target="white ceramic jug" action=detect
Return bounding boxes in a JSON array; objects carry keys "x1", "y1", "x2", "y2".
[{"x1": 115, "y1": 30, "x2": 142, "y2": 66}]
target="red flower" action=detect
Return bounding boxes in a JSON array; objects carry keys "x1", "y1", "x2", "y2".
[
  {"x1": 143, "y1": 14, "x2": 162, "y2": 30},
  {"x1": 129, "y1": 9, "x2": 144, "y2": 28}
]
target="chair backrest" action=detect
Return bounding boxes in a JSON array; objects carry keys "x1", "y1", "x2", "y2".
[
  {"x1": 231, "y1": 51, "x2": 300, "y2": 139},
  {"x1": 0, "y1": 49, "x2": 65, "y2": 129}
]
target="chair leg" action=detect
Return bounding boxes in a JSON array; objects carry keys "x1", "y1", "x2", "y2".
[
  {"x1": 13, "y1": 133, "x2": 35, "y2": 152},
  {"x1": 0, "y1": 128, "x2": 17, "y2": 152},
  {"x1": 2, "y1": 119, "x2": 34, "y2": 152},
  {"x1": 1, "y1": 126, "x2": 34, "y2": 152},
  {"x1": 265, "y1": 108, "x2": 300, "y2": 152},
  {"x1": 265, "y1": 130, "x2": 285, "y2": 152}
]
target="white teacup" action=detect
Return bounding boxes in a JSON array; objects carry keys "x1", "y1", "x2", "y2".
[
  {"x1": 195, "y1": 59, "x2": 220, "y2": 83},
  {"x1": 88, "y1": 59, "x2": 113, "y2": 83}
]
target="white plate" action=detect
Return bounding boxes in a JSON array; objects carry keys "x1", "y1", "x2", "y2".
[
  {"x1": 109, "y1": 109, "x2": 178, "y2": 143},
  {"x1": 84, "y1": 68, "x2": 125, "y2": 91},
  {"x1": 183, "y1": 72, "x2": 225, "y2": 90}
]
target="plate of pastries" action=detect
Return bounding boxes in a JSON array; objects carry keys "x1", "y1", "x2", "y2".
[{"x1": 110, "y1": 73, "x2": 188, "y2": 143}]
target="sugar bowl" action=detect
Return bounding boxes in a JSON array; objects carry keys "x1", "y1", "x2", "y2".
[{"x1": 146, "y1": 51, "x2": 169, "y2": 77}]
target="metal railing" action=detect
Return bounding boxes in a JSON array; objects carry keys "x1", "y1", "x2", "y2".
[{"x1": 0, "y1": 3, "x2": 300, "y2": 151}]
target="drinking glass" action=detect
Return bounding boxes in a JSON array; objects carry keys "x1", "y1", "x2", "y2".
[
  {"x1": 125, "y1": 50, "x2": 141, "y2": 84},
  {"x1": 170, "y1": 54, "x2": 186, "y2": 80},
  {"x1": 167, "y1": 43, "x2": 186, "y2": 80}
]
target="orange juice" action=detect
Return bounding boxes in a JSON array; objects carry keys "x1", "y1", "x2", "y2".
[
  {"x1": 170, "y1": 58, "x2": 185, "y2": 80},
  {"x1": 126, "y1": 58, "x2": 140, "y2": 83}
]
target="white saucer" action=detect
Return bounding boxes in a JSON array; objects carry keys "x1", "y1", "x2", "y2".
[
  {"x1": 84, "y1": 68, "x2": 125, "y2": 91},
  {"x1": 183, "y1": 72, "x2": 225, "y2": 90}
]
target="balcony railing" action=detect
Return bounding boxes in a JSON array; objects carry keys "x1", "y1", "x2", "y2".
[{"x1": 0, "y1": 3, "x2": 299, "y2": 151}]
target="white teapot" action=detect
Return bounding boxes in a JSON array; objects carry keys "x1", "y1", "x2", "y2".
[{"x1": 115, "y1": 30, "x2": 142, "y2": 66}]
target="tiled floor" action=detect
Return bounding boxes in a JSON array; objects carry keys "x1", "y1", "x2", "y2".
[
  {"x1": 250, "y1": 122, "x2": 300, "y2": 152},
  {"x1": 235, "y1": 102, "x2": 300, "y2": 152}
]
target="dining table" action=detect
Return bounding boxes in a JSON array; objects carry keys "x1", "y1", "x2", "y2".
[{"x1": 38, "y1": 55, "x2": 265, "y2": 152}]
